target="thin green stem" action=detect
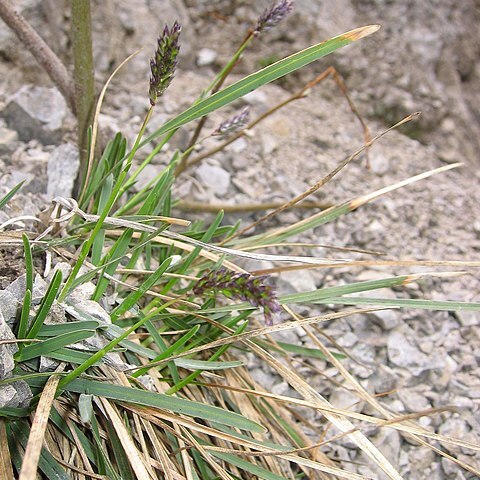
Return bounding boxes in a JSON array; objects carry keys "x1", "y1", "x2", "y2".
[
  {"x1": 174, "y1": 136, "x2": 210, "y2": 176},
  {"x1": 164, "y1": 342, "x2": 229, "y2": 395},
  {"x1": 118, "y1": 129, "x2": 176, "y2": 197},
  {"x1": 206, "y1": 29, "x2": 255, "y2": 96},
  {"x1": 180, "y1": 70, "x2": 331, "y2": 175},
  {"x1": 177, "y1": 30, "x2": 255, "y2": 173},
  {"x1": 58, "y1": 107, "x2": 154, "y2": 302}
]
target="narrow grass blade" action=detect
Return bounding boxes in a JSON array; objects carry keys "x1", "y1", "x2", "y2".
[
  {"x1": 58, "y1": 163, "x2": 129, "y2": 302},
  {"x1": 104, "y1": 324, "x2": 159, "y2": 359},
  {"x1": 131, "y1": 324, "x2": 201, "y2": 378},
  {"x1": 182, "y1": 224, "x2": 237, "y2": 241},
  {"x1": 80, "y1": 133, "x2": 127, "y2": 209},
  {"x1": 212, "y1": 423, "x2": 294, "y2": 452},
  {"x1": 163, "y1": 210, "x2": 225, "y2": 293},
  {"x1": 314, "y1": 296, "x2": 480, "y2": 311},
  {"x1": 91, "y1": 173, "x2": 113, "y2": 265},
  {"x1": 141, "y1": 26, "x2": 380, "y2": 146},
  {"x1": 174, "y1": 359, "x2": 244, "y2": 370},
  {"x1": 210, "y1": 451, "x2": 289, "y2": 480},
  {"x1": 143, "y1": 318, "x2": 181, "y2": 385},
  {"x1": 179, "y1": 310, "x2": 251, "y2": 354},
  {"x1": 258, "y1": 402, "x2": 305, "y2": 448},
  {"x1": 274, "y1": 341, "x2": 346, "y2": 360},
  {"x1": 63, "y1": 378, "x2": 264, "y2": 432},
  {"x1": 166, "y1": 321, "x2": 249, "y2": 395},
  {"x1": 0, "y1": 181, "x2": 24, "y2": 209},
  {"x1": 121, "y1": 227, "x2": 170, "y2": 276},
  {"x1": 0, "y1": 407, "x2": 30, "y2": 418},
  {"x1": 0, "y1": 373, "x2": 62, "y2": 390},
  {"x1": 110, "y1": 256, "x2": 173, "y2": 321},
  {"x1": 89, "y1": 413, "x2": 120, "y2": 479},
  {"x1": 16, "y1": 330, "x2": 95, "y2": 362},
  {"x1": 192, "y1": 449, "x2": 213, "y2": 480},
  {"x1": 280, "y1": 274, "x2": 417, "y2": 304},
  {"x1": 134, "y1": 162, "x2": 176, "y2": 217},
  {"x1": 26, "y1": 269, "x2": 63, "y2": 340},
  {"x1": 21, "y1": 234, "x2": 33, "y2": 293},
  {"x1": 16, "y1": 289, "x2": 31, "y2": 341},
  {"x1": 118, "y1": 135, "x2": 177, "y2": 200},
  {"x1": 254, "y1": 163, "x2": 461, "y2": 246},
  {"x1": 118, "y1": 214, "x2": 187, "y2": 225},
  {"x1": 58, "y1": 306, "x2": 176, "y2": 390},
  {"x1": 173, "y1": 211, "x2": 224, "y2": 289},
  {"x1": 92, "y1": 229, "x2": 133, "y2": 301},
  {"x1": 40, "y1": 347, "x2": 102, "y2": 365},
  {"x1": 38, "y1": 320, "x2": 102, "y2": 337}
]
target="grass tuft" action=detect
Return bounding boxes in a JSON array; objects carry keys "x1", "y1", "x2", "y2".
[{"x1": 1, "y1": 6, "x2": 479, "y2": 480}]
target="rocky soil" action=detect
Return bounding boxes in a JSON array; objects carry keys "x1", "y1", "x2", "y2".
[{"x1": 0, "y1": 1, "x2": 479, "y2": 479}]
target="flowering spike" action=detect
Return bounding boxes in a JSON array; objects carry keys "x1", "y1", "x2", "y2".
[
  {"x1": 149, "y1": 21, "x2": 181, "y2": 106},
  {"x1": 254, "y1": 0, "x2": 294, "y2": 35},
  {"x1": 193, "y1": 268, "x2": 281, "y2": 326},
  {"x1": 212, "y1": 107, "x2": 250, "y2": 137}
]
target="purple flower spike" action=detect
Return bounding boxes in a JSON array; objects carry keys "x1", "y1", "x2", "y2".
[
  {"x1": 212, "y1": 107, "x2": 250, "y2": 137},
  {"x1": 194, "y1": 268, "x2": 281, "y2": 326},
  {"x1": 149, "y1": 21, "x2": 181, "y2": 106},
  {"x1": 254, "y1": 1, "x2": 294, "y2": 35}
]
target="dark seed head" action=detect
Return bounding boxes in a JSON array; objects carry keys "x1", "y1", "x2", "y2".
[
  {"x1": 149, "y1": 21, "x2": 181, "y2": 106},
  {"x1": 254, "y1": 1, "x2": 294, "y2": 35},
  {"x1": 194, "y1": 268, "x2": 281, "y2": 326},
  {"x1": 212, "y1": 107, "x2": 250, "y2": 137}
]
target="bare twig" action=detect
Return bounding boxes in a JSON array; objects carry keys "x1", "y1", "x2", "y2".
[
  {"x1": 176, "y1": 66, "x2": 372, "y2": 175},
  {"x1": 175, "y1": 199, "x2": 332, "y2": 213},
  {"x1": 0, "y1": 0, "x2": 76, "y2": 113},
  {"x1": 323, "y1": 66, "x2": 372, "y2": 166},
  {"x1": 223, "y1": 113, "x2": 420, "y2": 243},
  {"x1": 177, "y1": 28, "x2": 255, "y2": 174}
]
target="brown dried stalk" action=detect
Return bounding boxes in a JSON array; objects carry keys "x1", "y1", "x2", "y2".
[
  {"x1": 0, "y1": 0, "x2": 76, "y2": 113},
  {"x1": 175, "y1": 199, "x2": 332, "y2": 213},
  {"x1": 176, "y1": 66, "x2": 371, "y2": 176}
]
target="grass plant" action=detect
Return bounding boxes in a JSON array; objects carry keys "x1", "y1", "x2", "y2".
[{"x1": 0, "y1": 2, "x2": 479, "y2": 479}]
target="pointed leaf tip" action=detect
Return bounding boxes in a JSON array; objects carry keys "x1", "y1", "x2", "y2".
[{"x1": 341, "y1": 24, "x2": 381, "y2": 42}]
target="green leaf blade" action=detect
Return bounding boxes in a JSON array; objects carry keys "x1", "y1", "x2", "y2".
[
  {"x1": 174, "y1": 359, "x2": 244, "y2": 370},
  {"x1": 142, "y1": 26, "x2": 380, "y2": 145},
  {"x1": 0, "y1": 180, "x2": 24, "y2": 209},
  {"x1": 314, "y1": 296, "x2": 480, "y2": 311},
  {"x1": 16, "y1": 330, "x2": 95, "y2": 362},
  {"x1": 63, "y1": 378, "x2": 264, "y2": 433}
]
